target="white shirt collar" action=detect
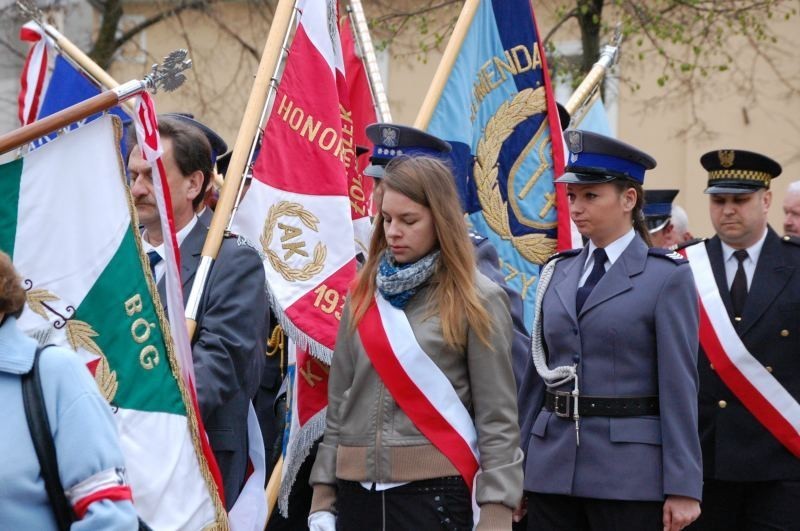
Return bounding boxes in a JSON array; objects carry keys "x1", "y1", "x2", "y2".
[
  {"x1": 586, "y1": 228, "x2": 636, "y2": 268},
  {"x1": 141, "y1": 215, "x2": 198, "y2": 256},
  {"x1": 720, "y1": 226, "x2": 767, "y2": 265}
]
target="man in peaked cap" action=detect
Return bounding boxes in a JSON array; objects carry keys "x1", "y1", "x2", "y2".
[
  {"x1": 681, "y1": 149, "x2": 800, "y2": 530},
  {"x1": 644, "y1": 189, "x2": 680, "y2": 248}
]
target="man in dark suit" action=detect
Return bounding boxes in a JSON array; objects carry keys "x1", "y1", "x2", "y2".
[
  {"x1": 684, "y1": 149, "x2": 800, "y2": 530},
  {"x1": 127, "y1": 116, "x2": 268, "y2": 510}
]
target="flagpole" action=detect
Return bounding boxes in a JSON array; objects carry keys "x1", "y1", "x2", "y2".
[
  {"x1": 183, "y1": 0, "x2": 298, "y2": 339},
  {"x1": 564, "y1": 27, "x2": 622, "y2": 126},
  {"x1": 17, "y1": 2, "x2": 135, "y2": 115},
  {"x1": 414, "y1": 0, "x2": 480, "y2": 130},
  {"x1": 346, "y1": 0, "x2": 392, "y2": 122},
  {"x1": 0, "y1": 51, "x2": 191, "y2": 155},
  {"x1": 227, "y1": 2, "x2": 299, "y2": 231}
]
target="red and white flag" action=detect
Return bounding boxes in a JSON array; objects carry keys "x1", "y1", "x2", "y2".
[
  {"x1": 18, "y1": 21, "x2": 52, "y2": 126},
  {"x1": 229, "y1": 0, "x2": 358, "y2": 513},
  {"x1": 340, "y1": 13, "x2": 377, "y2": 254},
  {"x1": 232, "y1": 0, "x2": 357, "y2": 360}
]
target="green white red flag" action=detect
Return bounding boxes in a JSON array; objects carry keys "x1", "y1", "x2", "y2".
[{"x1": 0, "y1": 115, "x2": 226, "y2": 529}]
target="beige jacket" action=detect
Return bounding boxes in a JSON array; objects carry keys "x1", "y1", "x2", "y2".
[{"x1": 309, "y1": 272, "x2": 523, "y2": 529}]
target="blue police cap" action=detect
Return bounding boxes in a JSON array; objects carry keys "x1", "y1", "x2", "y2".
[
  {"x1": 700, "y1": 149, "x2": 781, "y2": 195},
  {"x1": 556, "y1": 130, "x2": 656, "y2": 185},
  {"x1": 160, "y1": 113, "x2": 228, "y2": 167},
  {"x1": 644, "y1": 189, "x2": 679, "y2": 233},
  {"x1": 364, "y1": 123, "x2": 452, "y2": 179}
]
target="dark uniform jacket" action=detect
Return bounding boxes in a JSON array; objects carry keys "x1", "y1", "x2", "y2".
[
  {"x1": 471, "y1": 233, "x2": 530, "y2": 388},
  {"x1": 158, "y1": 221, "x2": 268, "y2": 509},
  {"x1": 523, "y1": 235, "x2": 703, "y2": 501},
  {"x1": 692, "y1": 228, "x2": 800, "y2": 482}
]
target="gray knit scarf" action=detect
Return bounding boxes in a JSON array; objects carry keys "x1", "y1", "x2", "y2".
[{"x1": 376, "y1": 249, "x2": 440, "y2": 308}]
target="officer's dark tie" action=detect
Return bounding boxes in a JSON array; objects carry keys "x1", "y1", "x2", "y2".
[
  {"x1": 147, "y1": 250, "x2": 162, "y2": 280},
  {"x1": 730, "y1": 249, "x2": 749, "y2": 319},
  {"x1": 576, "y1": 248, "x2": 607, "y2": 314}
]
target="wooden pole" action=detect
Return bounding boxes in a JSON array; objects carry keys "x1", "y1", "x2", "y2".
[
  {"x1": 0, "y1": 90, "x2": 120, "y2": 155},
  {"x1": 184, "y1": 0, "x2": 297, "y2": 338},
  {"x1": 414, "y1": 0, "x2": 481, "y2": 130},
  {"x1": 37, "y1": 22, "x2": 135, "y2": 115},
  {"x1": 347, "y1": 0, "x2": 392, "y2": 122},
  {"x1": 265, "y1": 455, "x2": 283, "y2": 523}
]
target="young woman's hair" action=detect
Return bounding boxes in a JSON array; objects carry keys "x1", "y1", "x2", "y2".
[
  {"x1": 349, "y1": 155, "x2": 492, "y2": 349},
  {"x1": 613, "y1": 179, "x2": 652, "y2": 247},
  {"x1": 0, "y1": 252, "x2": 26, "y2": 319}
]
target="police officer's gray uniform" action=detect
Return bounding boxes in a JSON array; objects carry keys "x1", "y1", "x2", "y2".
[{"x1": 522, "y1": 131, "x2": 702, "y2": 530}]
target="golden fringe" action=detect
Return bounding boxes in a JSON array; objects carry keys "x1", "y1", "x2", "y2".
[{"x1": 113, "y1": 114, "x2": 229, "y2": 529}]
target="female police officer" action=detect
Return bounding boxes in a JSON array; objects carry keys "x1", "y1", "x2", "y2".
[{"x1": 520, "y1": 130, "x2": 702, "y2": 531}]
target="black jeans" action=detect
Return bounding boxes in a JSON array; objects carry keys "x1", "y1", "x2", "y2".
[
  {"x1": 336, "y1": 476, "x2": 472, "y2": 531},
  {"x1": 687, "y1": 479, "x2": 800, "y2": 531},
  {"x1": 526, "y1": 491, "x2": 663, "y2": 531}
]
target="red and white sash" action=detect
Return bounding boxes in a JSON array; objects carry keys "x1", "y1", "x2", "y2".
[
  {"x1": 682, "y1": 243, "x2": 800, "y2": 457},
  {"x1": 358, "y1": 294, "x2": 480, "y2": 488}
]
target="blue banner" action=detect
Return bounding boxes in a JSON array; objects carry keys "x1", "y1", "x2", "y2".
[
  {"x1": 427, "y1": 0, "x2": 565, "y2": 330},
  {"x1": 31, "y1": 55, "x2": 130, "y2": 153}
]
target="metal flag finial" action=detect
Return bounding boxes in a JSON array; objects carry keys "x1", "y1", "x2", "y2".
[
  {"x1": 145, "y1": 49, "x2": 193, "y2": 94},
  {"x1": 16, "y1": 0, "x2": 42, "y2": 20}
]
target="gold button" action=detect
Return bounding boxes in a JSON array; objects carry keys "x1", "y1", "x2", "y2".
[
  {"x1": 781, "y1": 329, "x2": 790, "y2": 337},
  {"x1": 734, "y1": 316, "x2": 742, "y2": 322},
  {"x1": 718, "y1": 400, "x2": 728, "y2": 408},
  {"x1": 766, "y1": 366, "x2": 773, "y2": 373}
]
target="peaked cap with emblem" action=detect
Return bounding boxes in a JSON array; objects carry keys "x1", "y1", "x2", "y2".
[
  {"x1": 364, "y1": 123, "x2": 452, "y2": 179},
  {"x1": 644, "y1": 189, "x2": 679, "y2": 233},
  {"x1": 556, "y1": 129, "x2": 656, "y2": 185},
  {"x1": 700, "y1": 149, "x2": 782, "y2": 194},
  {"x1": 160, "y1": 112, "x2": 228, "y2": 167}
]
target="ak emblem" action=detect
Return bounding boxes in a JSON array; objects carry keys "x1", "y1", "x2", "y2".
[
  {"x1": 261, "y1": 201, "x2": 327, "y2": 282},
  {"x1": 473, "y1": 87, "x2": 557, "y2": 264},
  {"x1": 718, "y1": 149, "x2": 735, "y2": 168}
]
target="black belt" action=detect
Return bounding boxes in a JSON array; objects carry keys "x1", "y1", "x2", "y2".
[{"x1": 545, "y1": 390, "x2": 659, "y2": 418}]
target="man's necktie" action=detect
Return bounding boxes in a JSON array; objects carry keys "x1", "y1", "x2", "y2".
[
  {"x1": 147, "y1": 250, "x2": 162, "y2": 280},
  {"x1": 730, "y1": 249, "x2": 749, "y2": 319},
  {"x1": 576, "y1": 248, "x2": 608, "y2": 314}
]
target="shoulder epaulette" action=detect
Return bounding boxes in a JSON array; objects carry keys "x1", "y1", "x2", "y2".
[
  {"x1": 648, "y1": 247, "x2": 689, "y2": 264},
  {"x1": 546, "y1": 247, "x2": 582, "y2": 264},
  {"x1": 780, "y1": 234, "x2": 800, "y2": 247},
  {"x1": 672, "y1": 237, "x2": 706, "y2": 252}
]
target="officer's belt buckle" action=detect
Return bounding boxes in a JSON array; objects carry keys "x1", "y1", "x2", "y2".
[{"x1": 553, "y1": 391, "x2": 573, "y2": 418}]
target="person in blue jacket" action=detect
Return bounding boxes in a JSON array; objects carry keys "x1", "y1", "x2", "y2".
[
  {"x1": 0, "y1": 251, "x2": 139, "y2": 529},
  {"x1": 521, "y1": 130, "x2": 702, "y2": 531}
]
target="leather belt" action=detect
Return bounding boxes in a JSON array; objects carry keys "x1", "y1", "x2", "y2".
[{"x1": 545, "y1": 390, "x2": 659, "y2": 418}]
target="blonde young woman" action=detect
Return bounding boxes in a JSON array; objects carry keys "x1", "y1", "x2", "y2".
[{"x1": 308, "y1": 156, "x2": 523, "y2": 530}]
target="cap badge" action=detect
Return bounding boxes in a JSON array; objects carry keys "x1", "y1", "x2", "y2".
[
  {"x1": 718, "y1": 150, "x2": 735, "y2": 168},
  {"x1": 567, "y1": 130, "x2": 583, "y2": 153},
  {"x1": 381, "y1": 126, "x2": 399, "y2": 147}
]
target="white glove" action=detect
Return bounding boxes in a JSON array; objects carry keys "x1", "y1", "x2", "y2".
[{"x1": 308, "y1": 510, "x2": 336, "y2": 531}]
